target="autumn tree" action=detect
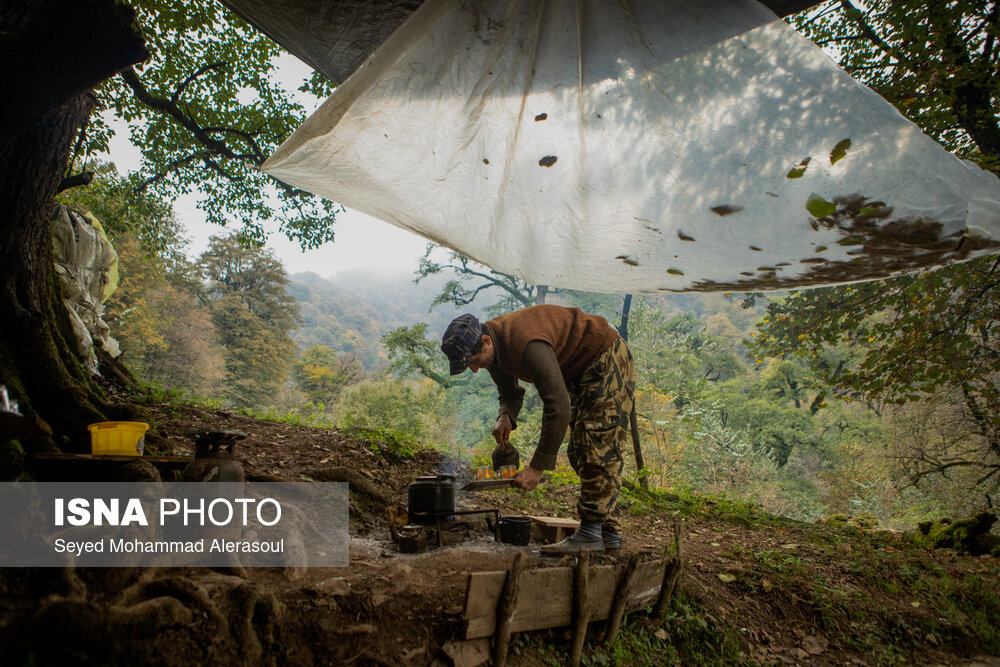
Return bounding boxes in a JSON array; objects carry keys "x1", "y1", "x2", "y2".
[
  {"x1": 292, "y1": 344, "x2": 363, "y2": 405},
  {"x1": 198, "y1": 235, "x2": 300, "y2": 409}
]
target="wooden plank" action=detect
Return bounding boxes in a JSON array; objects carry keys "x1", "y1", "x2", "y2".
[
  {"x1": 626, "y1": 560, "x2": 668, "y2": 611},
  {"x1": 569, "y1": 552, "x2": 591, "y2": 666},
  {"x1": 526, "y1": 516, "x2": 578, "y2": 544},
  {"x1": 526, "y1": 516, "x2": 580, "y2": 529},
  {"x1": 493, "y1": 552, "x2": 525, "y2": 667},
  {"x1": 33, "y1": 452, "x2": 193, "y2": 470},
  {"x1": 464, "y1": 559, "x2": 667, "y2": 639}
]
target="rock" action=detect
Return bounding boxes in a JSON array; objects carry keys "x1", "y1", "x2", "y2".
[
  {"x1": 441, "y1": 638, "x2": 490, "y2": 667},
  {"x1": 314, "y1": 577, "x2": 351, "y2": 597},
  {"x1": 910, "y1": 512, "x2": 999, "y2": 556},
  {"x1": 802, "y1": 635, "x2": 828, "y2": 655},
  {"x1": 848, "y1": 513, "x2": 879, "y2": 530}
]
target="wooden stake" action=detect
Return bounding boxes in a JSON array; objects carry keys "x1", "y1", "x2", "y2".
[
  {"x1": 603, "y1": 554, "x2": 639, "y2": 646},
  {"x1": 492, "y1": 551, "x2": 525, "y2": 667},
  {"x1": 654, "y1": 519, "x2": 683, "y2": 617},
  {"x1": 569, "y1": 551, "x2": 591, "y2": 667}
]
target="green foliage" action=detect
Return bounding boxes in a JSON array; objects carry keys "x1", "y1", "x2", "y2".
[
  {"x1": 58, "y1": 162, "x2": 187, "y2": 262},
  {"x1": 751, "y1": 259, "x2": 1000, "y2": 503},
  {"x1": 793, "y1": 1, "x2": 1000, "y2": 168},
  {"x1": 292, "y1": 345, "x2": 362, "y2": 404},
  {"x1": 82, "y1": 0, "x2": 339, "y2": 247},
  {"x1": 198, "y1": 235, "x2": 300, "y2": 409},
  {"x1": 242, "y1": 405, "x2": 334, "y2": 429},
  {"x1": 334, "y1": 378, "x2": 454, "y2": 446},
  {"x1": 58, "y1": 166, "x2": 226, "y2": 398},
  {"x1": 628, "y1": 300, "x2": 746, "y2": 405},
  {"x1": 339, "y1": 424, "x2": 422, "y2": 460},
  {"x1": 619, "y1": 594, "x2": 742, "y2": 666},
  {"x1": 777, "y1": 0, "x2": 1000, "y2": 511},
  {"x1": 382, "y1": 323, "x2": 464, "y2": 388}
]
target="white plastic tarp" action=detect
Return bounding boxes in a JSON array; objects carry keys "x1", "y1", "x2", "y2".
[{"x1": 264, "y1": 0, "x2": 1000, "y2": 293}]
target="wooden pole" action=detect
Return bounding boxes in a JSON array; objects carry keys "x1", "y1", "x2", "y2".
[
  {"x1": 629, "y1": 405, "x2": 648, "y2": 490},
  {"x1": 569, "y1": 551, "x2": 591, "y2": 666},
  {"x1": 603, "y1": 554, "x2": 639, "y2": 646},
  {"x1": 654, "y1": 519, "x2": 683, "y2": 617},
  {"x1": 492, "y1": 551, "x2": 525, "y2": 667},
  {"x1": 617, "y1": 294, "x2": 648, "y2": 490}
]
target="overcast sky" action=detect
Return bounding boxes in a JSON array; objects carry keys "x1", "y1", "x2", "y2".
[{"x1": 104, "y1": 53, "x2": 428, "y2": 280}]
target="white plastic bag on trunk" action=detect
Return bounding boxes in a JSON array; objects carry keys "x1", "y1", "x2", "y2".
[{"x1": 264, "y1": 0, "x2": 1000, "y2": 293}]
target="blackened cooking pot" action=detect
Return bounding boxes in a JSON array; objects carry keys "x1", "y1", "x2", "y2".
[{"x1": 407, "y1": 474, "x2": 456, "y2": 523}]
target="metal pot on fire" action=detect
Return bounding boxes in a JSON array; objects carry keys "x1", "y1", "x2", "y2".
[{"x1": 406, "y1": 474, "x2": 456, "y2": 523}]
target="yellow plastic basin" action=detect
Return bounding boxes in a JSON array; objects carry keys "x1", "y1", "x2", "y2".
[{"x1": 88, "y1": 421, "x2": 149, "y2": 456}]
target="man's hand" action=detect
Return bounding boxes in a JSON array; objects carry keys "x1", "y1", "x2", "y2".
[
  {"x1": 512, "y1": 465, "x2": 542, "y2": 491},
  {"x1": 492, "y1": 413, "x2": 512, "y2": 449}
]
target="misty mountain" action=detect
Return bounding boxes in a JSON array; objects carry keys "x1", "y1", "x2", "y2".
[{"x1": 288, "y1": 269, "x2": 493, "y2": 370}]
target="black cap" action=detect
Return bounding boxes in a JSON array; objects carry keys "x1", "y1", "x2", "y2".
[{"x1": 440, "y1": 314, "x2": 482, "y2": 375}]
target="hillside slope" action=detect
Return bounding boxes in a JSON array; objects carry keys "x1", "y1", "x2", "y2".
[{"x1": 2, "y1": 402, "x2": 998, "y2": 666}]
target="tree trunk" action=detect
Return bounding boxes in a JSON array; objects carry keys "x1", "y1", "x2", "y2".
[{"x1": 0, "y1": 1, "x2": 148, "y2": 456}]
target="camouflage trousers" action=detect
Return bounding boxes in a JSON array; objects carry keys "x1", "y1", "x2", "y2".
[{"x1": 567, "y1": 336, "x2": 636, "y2": 531}]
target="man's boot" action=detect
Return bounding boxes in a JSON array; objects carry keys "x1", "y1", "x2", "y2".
[
  {"x1": 602, "y1": 526, "x2": 622, "y2": 552},
  {"x1": 540, "y1": 521, "x2": 604, "y2": 555}
]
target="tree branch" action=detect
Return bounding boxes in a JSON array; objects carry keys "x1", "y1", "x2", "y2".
[
  {"x1": 57, "y1": 171, "x2": 94, "y2": 192},
  {"x1": 134, "y1": 152, "x2": 209, "y2": 193},
  {"x1": 120, "y1": 67, "x2": 238, "y2": 159},
  {"x1": 171, "y1": 61, "x2": 226, "y2": 104},
  {"x1": 839, "y1": 0, "x2": 922, "y2": 76},
  {"x1": 980, "y1": 1, "x2": 1000, "y2": 66}
]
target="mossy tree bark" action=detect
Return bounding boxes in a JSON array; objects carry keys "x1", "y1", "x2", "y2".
[{"x1": 0, "y1": 0, "x2": 147, "y2": 453}]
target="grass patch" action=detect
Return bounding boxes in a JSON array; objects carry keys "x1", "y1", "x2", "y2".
[{"x1": 339, "y1": 424, "x2": 423, "y2": 460}]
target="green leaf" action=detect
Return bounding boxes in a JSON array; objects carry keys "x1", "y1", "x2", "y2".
[
  {"x1": 830, "y1": 138, "x2": 851, "y2": 164},
  {"x1": 786, "y1": 157, "x2": 811, "y2": 179},
  {"x1": 806, "y1": 194, "x2": 837, "y2": 218},
  {"x1": 717, "y1": 573, "x2": 736, "y2": 583}
]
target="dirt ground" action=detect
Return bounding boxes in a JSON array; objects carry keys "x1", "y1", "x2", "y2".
[{"x1": 2, "y1": 403, "x2": 999, "y2": 666}]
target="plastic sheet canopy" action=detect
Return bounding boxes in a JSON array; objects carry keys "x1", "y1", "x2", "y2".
[{"x1": 264, "y1": 0, "x2": 1000, "y2": 294}]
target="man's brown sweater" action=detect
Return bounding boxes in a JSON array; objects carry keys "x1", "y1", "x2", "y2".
[{"x1": 484, "y1": 305, "x2": 618, "y2": 470}]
